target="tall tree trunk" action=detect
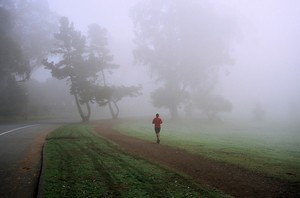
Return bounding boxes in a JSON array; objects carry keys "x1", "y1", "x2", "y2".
[
  {"x1": 74, "y1": 92, "x2": 90, "y2": 122},
  {"x1": 102, "y1": 70, "x2": 119, "y2": 120},
  {"x1": 85, "y1": 101, "x2": 91, "y2": 121},
  {"x1": 108, "y1": 100, "x2": 119, "y2": 120}
]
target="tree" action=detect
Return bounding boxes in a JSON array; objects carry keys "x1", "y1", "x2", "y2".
[
  {"x1": 11, "y1": 0, "x2": 56, "y2": 70},
  {"x1": 86, "y1": 24, "x2": 141, "y2": 119},
  {"x1": 131, "y1": 0, "x2": 236, "y2": 119},
  {"x1": 44, "y1": 18, "x2": 141, "y2": 121},
  {"x1": 92, "y1": 85, "x2": 141, "y2": 119},
  {"x1": 151, "y1": 82, "x2": 188, "y2": 120},
  {"x1": 0, "y1": 0, "x2": 55, "y2": 119},
  {"x1": 1, "y1": 0, "x2": 55, "y2": 76},
  {"x1": 0, "y1": 6, "x2": 29, "y2": 118},
  {"x1": 0, "y1": 6, "x2": 30, "y2": 80},
  {"x1": 86, "y1": 24, "x2": 119, "y2": 119},
  {"x1": 194, "y1": 94, "x2": 233, "y2": 121},
  {"x1": 43, "y1": 17, "x2": 92, "y2": 122}
]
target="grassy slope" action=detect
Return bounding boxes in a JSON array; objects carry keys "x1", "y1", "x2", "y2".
[
  {"x1": 114, "y1": 119, "x2": 300, "y2": 182},
  {"x1": 42, "y1": 124, "x2": 228, "y2": 198}
]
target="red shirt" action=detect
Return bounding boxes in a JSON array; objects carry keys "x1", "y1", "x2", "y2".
[{"x1": 152, "y1": 117, "x2": 163, "y2": 128}]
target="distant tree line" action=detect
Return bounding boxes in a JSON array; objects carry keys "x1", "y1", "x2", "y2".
[
  {"x1": 0, "y1": 0, "x2": 234, "y2": 122},
  {"x1": 5, "y1": 0, "x2": 296, "y2": 122}
]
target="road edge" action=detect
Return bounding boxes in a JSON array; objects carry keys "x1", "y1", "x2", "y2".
[{"x1": 36, "y1": 141, "x2": 46, "y2": 198}]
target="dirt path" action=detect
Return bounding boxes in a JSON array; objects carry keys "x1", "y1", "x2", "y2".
[{"x1": 94, "y1": 121, "x2": 299, "y2": 198}]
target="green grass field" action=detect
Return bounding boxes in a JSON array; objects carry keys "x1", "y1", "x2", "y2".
[
  {"x1": 42, "y1": 124, "x2": 228, "y2": 198},
  {"x1": 114, "y1": 118, "x2": 300, "y2": 182}
]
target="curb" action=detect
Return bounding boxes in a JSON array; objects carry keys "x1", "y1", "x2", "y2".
[{"x1": 36, "y1": 142, "x2": 46, "y2": 198}]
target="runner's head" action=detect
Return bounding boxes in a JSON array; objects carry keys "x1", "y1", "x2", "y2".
[{"x1": 156, "y1": 113, "x2": 159, "y2": 117}]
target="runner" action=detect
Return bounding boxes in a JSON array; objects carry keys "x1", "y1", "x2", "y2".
[{"x1": 152, "y1": 113, "x2": 163, "y2": 144}]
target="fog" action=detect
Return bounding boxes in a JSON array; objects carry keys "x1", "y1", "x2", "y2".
[{"x1": 29, "y1": 0, "x2": 300, "y2": 122}]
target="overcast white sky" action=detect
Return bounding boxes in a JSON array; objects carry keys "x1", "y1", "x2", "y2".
[
  {"x1": 33, "y1": 0, "x2": 300, "y2": 119},
  {"x1": 217, "y1": 0, "x2": 300, "y2": 118}
]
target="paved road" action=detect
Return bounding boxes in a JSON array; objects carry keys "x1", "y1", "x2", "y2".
[{"x1": 0, "y1": 122, "x2": 60, "y2": 198}]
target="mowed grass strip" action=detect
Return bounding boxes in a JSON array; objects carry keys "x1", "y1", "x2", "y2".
[
  {"x1": 42, "y1": 124, "x2": 228, "y2": 198},
  {"x1": 114, "y1": 119, "x2": 300, "y2": 182}
]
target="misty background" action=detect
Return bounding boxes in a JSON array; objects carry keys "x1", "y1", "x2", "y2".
[{"x1": 1, "y1": 0, "x2": 300, "y2": 124}]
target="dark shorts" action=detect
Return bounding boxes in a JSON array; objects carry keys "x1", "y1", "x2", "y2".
[{"x1": 155, "y1": 127, "x2": 161, "y2": 133}]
